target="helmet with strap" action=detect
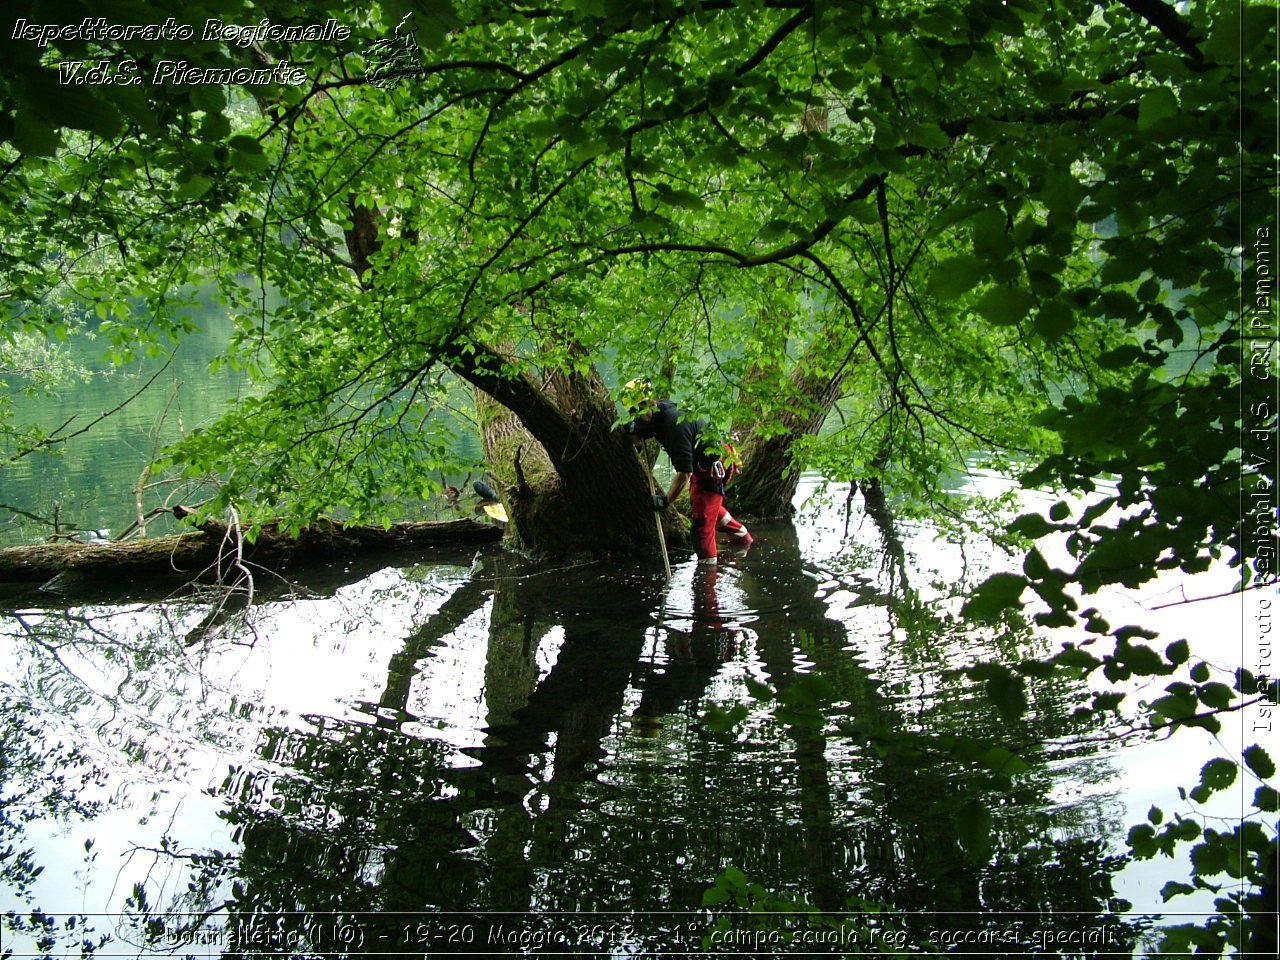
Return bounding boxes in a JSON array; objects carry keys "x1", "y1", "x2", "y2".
[{"x1": 618, "y1": 377, "x2": 656, "y2": 415}]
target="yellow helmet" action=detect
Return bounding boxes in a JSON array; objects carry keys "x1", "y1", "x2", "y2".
[{"x1": 618, "y1": 377, "x2": 655, "y2": 414}]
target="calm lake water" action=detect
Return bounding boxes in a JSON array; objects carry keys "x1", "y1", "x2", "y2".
[
  {"x1": 0, "y1": 314, "x2": 1263, "y2": 957},
  {"x1": 1, "y1": 302, "x2": 246, "y2": 547},
  {"x1": 0, "y1": 464, "x2": 1254, "y2": 957}
]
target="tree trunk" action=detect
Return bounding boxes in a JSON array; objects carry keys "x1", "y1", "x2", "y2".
[
  {"x1": 0, "y1": 512, "x2": 501, "y2": 584},
  {"x1": 337, "y1": 187, "x2": 671, "y2": 561},
  {"x1": 454, "y1": 342, "x2": 675, "y2": 560},
  {"x1": 732, "y1": 341, "x2": 850, "y2": 518}
]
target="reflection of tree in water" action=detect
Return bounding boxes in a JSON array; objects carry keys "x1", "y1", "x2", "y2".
[
  {"x1": 0, "y1": 604, "x2": 269, "y2": 780},
  {"x1": 0, "y1": 689, "x2": 111, "y2": 956},
  {"x1": 627, "y1": 507, "x2": 1134, "y2": 950},
  {"x1": 3, "y1": 523, "x2": 1145, "y2": 955},
  {"x1": 0, "y1": 566, "x2": 481, "y2": 953},
  {"x1": 181, "y1": 531, "x2": 1137, "y2": 952}
]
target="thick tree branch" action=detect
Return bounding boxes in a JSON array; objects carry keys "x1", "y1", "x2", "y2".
[
  {"x1": 734, "y1": 3, "x2": 814, "y2": 77},
  {"x1": 436, "y1": 340, "x2": 583, "y2": 472},
  {"x1": 1113, "y1": 0, "x2": 1205, "y2": 65}
]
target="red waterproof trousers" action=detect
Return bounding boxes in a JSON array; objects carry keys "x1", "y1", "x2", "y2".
[{"x1": 690, "y1": 476, "x2": 750, "y2": 560}]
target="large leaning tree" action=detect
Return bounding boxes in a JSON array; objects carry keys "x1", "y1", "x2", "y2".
[{"x1": 1, "y1": 0, "x2": 1273, "y2": 579}]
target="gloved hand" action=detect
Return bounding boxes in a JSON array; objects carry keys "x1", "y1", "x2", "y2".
[{"x1": 652, "y1": 494, "x2": 668, "y2": 510}]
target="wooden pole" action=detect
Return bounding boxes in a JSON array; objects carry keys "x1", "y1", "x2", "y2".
[{"x1": 644, "y1": 461, "x2": 672, "y2": 580}]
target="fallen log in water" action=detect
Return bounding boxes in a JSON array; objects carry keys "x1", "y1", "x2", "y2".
[{"x1": 0, "y1": 509, "x2": 505, "y2": 584}]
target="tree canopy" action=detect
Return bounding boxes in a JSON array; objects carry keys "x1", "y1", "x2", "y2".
[{"x1": 1, "y1": 0, "x2": 1274, "y2": 582}]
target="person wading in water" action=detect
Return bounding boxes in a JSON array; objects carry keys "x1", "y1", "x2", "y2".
[{"x1": 620, "y1": 379, "x2": 753, "y2": 563}]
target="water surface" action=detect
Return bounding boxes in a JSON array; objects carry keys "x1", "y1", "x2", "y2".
[{"x1": 2, "y1": 477, "x2": 1254, "y2": 958}]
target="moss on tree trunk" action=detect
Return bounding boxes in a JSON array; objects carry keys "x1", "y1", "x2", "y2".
[
  {"x1": 733, "y1": 342, "x2": 851, "y2": 518},
  {"x1": 0, "y1": 513, "x2": 502, "y2": 584},
  {"x1": 467, "y1": 351, "x2": 676, "y2": 561}
]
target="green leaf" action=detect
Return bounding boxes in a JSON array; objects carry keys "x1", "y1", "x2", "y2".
[
  {"x1": 932, "y1": 734, "x2": 1031, "y2": 777},
  {"x1": 571, "y1": 139, "x2": 609, "y2": 163},
  {"x1": 1038, "y1": 170, "x2": 1083, "y2": 214},
  {"x1": 199, "y1": 111, "x2": 231, "y2": 140},
  {"x1": 773, "y1": 705, "x2": 824, "y2": 729},
  {"x1": 1079, "y1": 497, "x2": 1118, "y2": 526},
  {"x1": 955, "y1": 799, "x2": 993, "y2": 859},
  {"x1": 1128, "y1": 823, "x2": 1157, "y2": 857},
  {"x1": 1137, "y1": 88, "x2": 1178, "y2": 130},
  {"x1": 904, "y1": 121, "x2": 950, "y2": 150},
  {"x1": 703, "y1": 702, "x2": 749, "y2": 733},
  {"x1": 41, "y1": 85, "x2": 124, "y2": 138},
  {"x1": 1007, "y1": 512, "x2": 1060, "y2": 538},
  {"x1": 1164, "y1": 639, "x2": 1189, "y2": 665},
  {"x1": 1092, "y1": 691, "x2": 1124, "y2": 711},
  {"x1": 1023, "y1": 546, "x2": 1050, "y2": 580},
  {"x1": 1196, "y1": 682, "x2": 1233, "y2": 710},
  {"x1": 932, "y1": 200, "x2": 984, "y2": 232},
  {"x1": 1199, "y1": 22, "x2": 1242, "y2": 64},
  {"x1": 1238, "y1": 820, "x2": 1271, "y2": 855},
  {"x1": 844, "y1": 200, "x2": 881, "y2": 225},
  {"x1": 1189, "y1": 839, "x2": 1229, "y2": 877},
  {"x1": 1160, "y1": 880, "x2": 1195, "y2": 901},
  {"x1": 1033, "y1": 299, "x2": 1074, "y2": 343},
  {"x1": 1150, "y1": 692, "x2": 1197, "y2": 722},
  {"x1": 1113, "y1": 625, "x2": 1160, "y2": 643},
  {"x1": 1097, "y1": 345, "x2": 1151, "y2": 369},
  {"x1": 985, "y1": 667, "x2": 1028, "y2": 721},
  {"x1": 654, "y1": 184, "x2": 705, "y2": 209},
  {"x1": 229, "y1": 136, "x2": 269, "y2": 173},
  {"x1": 874, "y1": 148, "x2": 907, "y2": 173},
  {"x1": 11, "y1": 111, "x2": 60, "y2": 156},
  {"x1": 523, "y1": 119, "x2": 561, "y2": 140},
  {"x1": 781, "y1": 673, "x2": 836, "y2": 707},
  {"x1": 702, "y1": 886, "x2": 730, "y2": 906},
  {"x1": 228, "y1": 134, "x2": 263, "y2": 154},
  {"x1": 1056, "y1": 646, "x2": 1101, "y2": 671},
  {"x1": 1115, "y1": 639, "x2": 1169, "y2": 675},
  {"x1": 1189, "y1": 758, "x2": 1237, "y2": 804},
  {"x1": 1181, "y1": 713, "x2": 1222, "y2": 734},
  {"x1": 962, "y1": 573, "x2": 1027, "y2": 621},
  {"x1": 927, "y1": 256, "x2": 987, "y2": 298},
  {"x1": 975, "y1": 285, "x2": 1034, "y2": 325},
  {"x1": 175, "y1": 176, "x2": 214, "y2": 201},
  {"x1": 409, "y1": 0, "x2": 463, "y2": 47},
  {"x1": 1014, "y1": 658, "x2": 1057, "y2": 679},
  {"x1": 189, "y1": 85, "x2": 225, "y2": 114},
  {"x1": 1243, "y1": 745, "x2": 1276, "y2": 780},
  {"x1": 1253, "y1": 786, "x2": 1279, "y2": 812}
]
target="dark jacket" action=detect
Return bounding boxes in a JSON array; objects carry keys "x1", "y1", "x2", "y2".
[{"x1": 634, "y1": 400, "x2": 717, "y2": 474}]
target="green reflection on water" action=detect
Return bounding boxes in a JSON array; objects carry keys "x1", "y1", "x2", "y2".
[
  {"x1": 1, "y1": 297, "x2": 246, "y2": 546},
  {"x1": 2, "y1": 293, "x2": 485, "y2": 547}
]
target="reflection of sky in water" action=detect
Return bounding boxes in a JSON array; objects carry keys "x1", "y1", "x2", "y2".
[
  {"x1": 0, "y1": 475, "x2": 1263, "y2": 947},
  {"x1": 402, "y1": 597, "x2": 495, "y2": 751}
]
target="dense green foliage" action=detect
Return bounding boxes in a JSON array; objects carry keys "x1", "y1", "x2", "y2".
[
  {"x1": 1, "y1": 0, "x2": 1275, "y2": 952},
  {"x1": 2, "y1": 0, "x2": 1270, "y2": 553}
]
